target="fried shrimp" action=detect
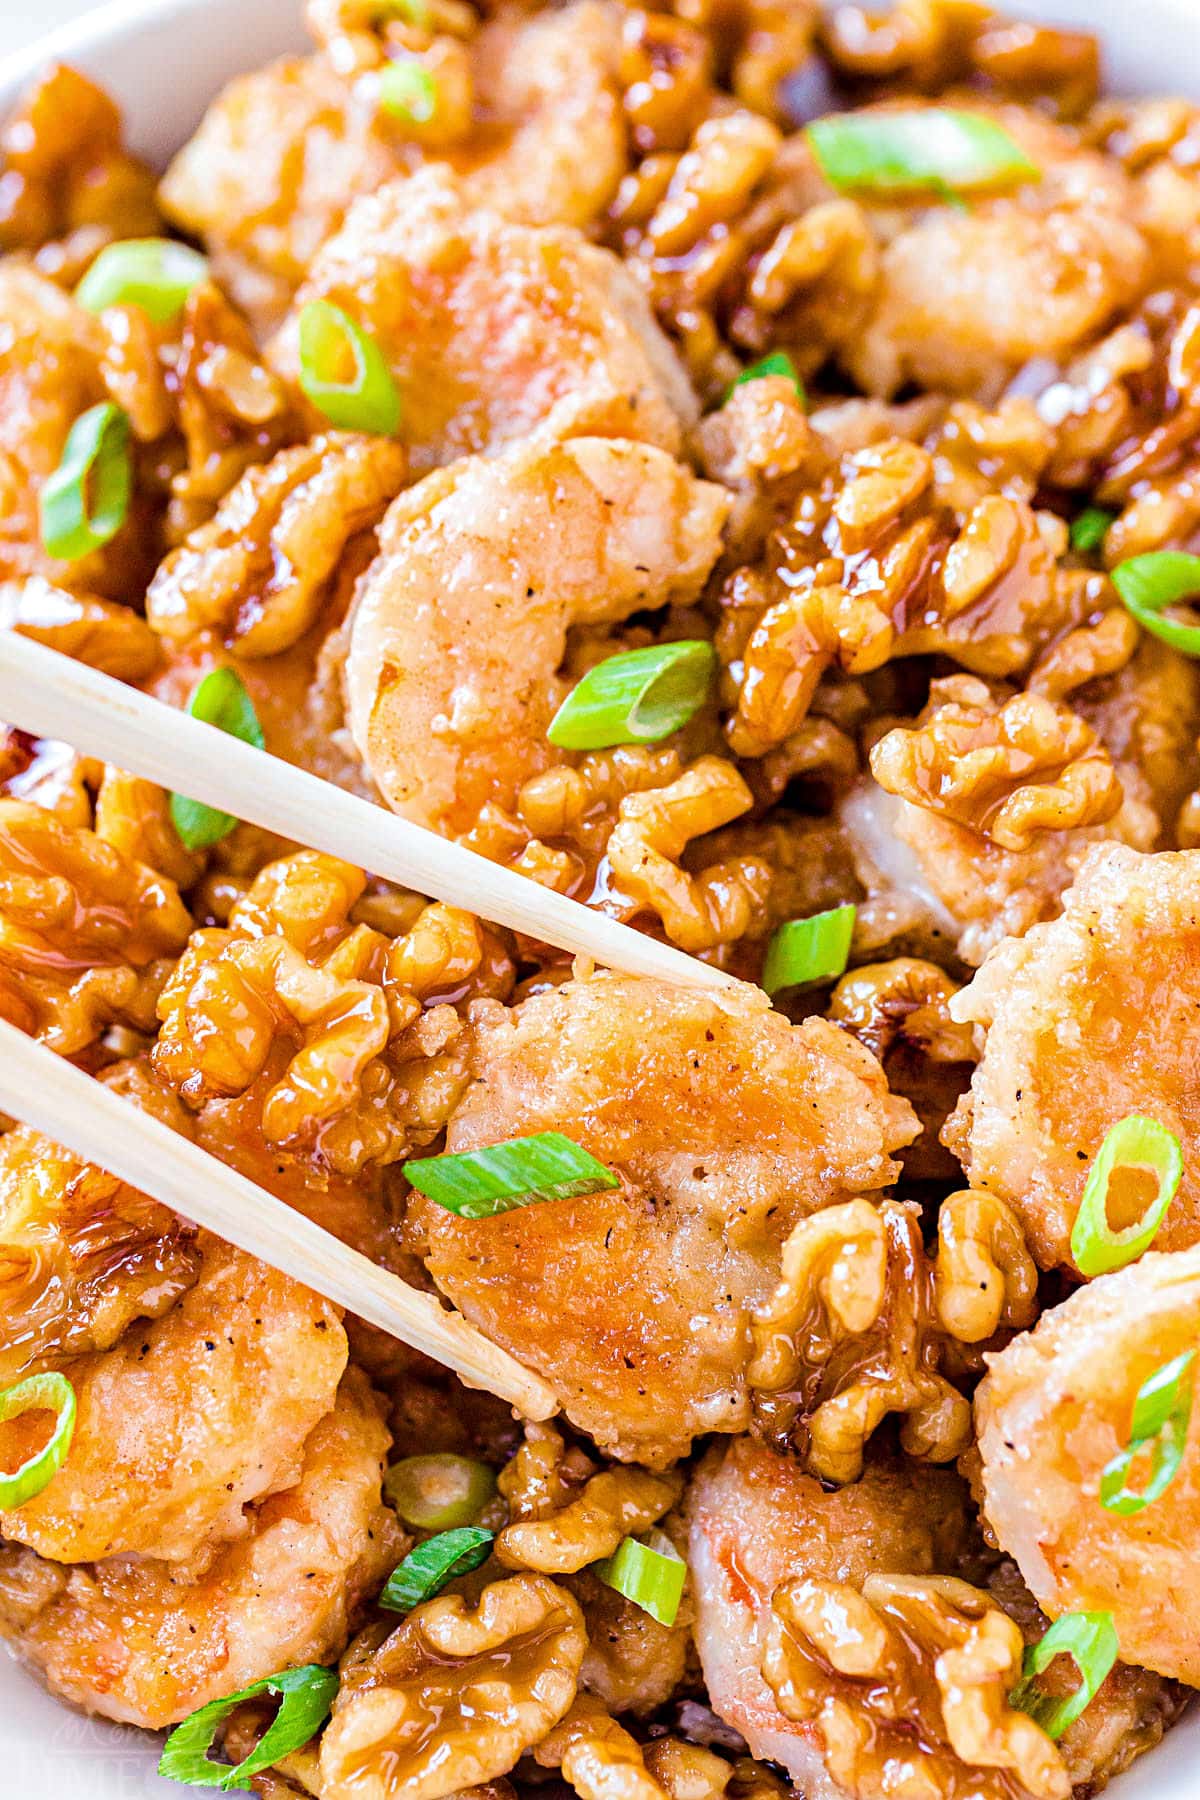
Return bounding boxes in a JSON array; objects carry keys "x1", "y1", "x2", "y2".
[
  {"x1": 406, "y1": 971, "x2": 916, "y2": 1466},
  {"x1": 686, "y1": 1436, "x2": 984, "y2": 1787},
  {"x1": 0, "y1": 1369, "x2": 401, "y2": 1728},
  {"x1": 974, "y1": 1246, "x2": 1200, "y2": 1685},
  {"x1": 269, "y1": 169, "x2": 698, "y2": 472},
  {"x1": 0, "y1": 1237, "x2": 347, "y2": 1566},
  {"x1": 946, "y1": 845, "x2": 1200, "y2": 1269},
  {"x1": 344, "y1": 437, "x2": 729, "y2": 835}
]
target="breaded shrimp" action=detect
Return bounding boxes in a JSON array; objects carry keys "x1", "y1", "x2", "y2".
[
  {"x1": 160, "y1": 3, "x2": 628, "y2": 334},
  {"x1": 686, "y1": 1437, "x2": 980, "y2": 1786},
  {"x1": 946, "y1": 845, "x2": 1200, "y2": 1270},
  {"x1": 0, "y1": 1237, "x2": 347, "y2": 1567},
  {"x1": 846, "y1": 107, "x2": 1152, "y2": 401},
  {"x1": 974, "y1": 1247, "x2": 1200, "y2": 1684},
  {"x1": 344, "y1": 437, "x2": 729, "y2": 835},
  {"x1": 0, "y1": 1369, "x2": 402, "y2": 1728},
  {"x1": 269, "y1": 170, "x2": 698, "y2": 473},
  {"x1": 406, "y1": 971, "x2": 917, "y2": 1466}
]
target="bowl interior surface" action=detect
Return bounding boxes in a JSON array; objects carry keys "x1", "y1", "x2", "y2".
[{"x1": 0, "y1": 0, "x2": 1197, "y2": 1792}]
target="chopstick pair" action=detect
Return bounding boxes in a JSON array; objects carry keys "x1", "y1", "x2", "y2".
[{"x1": 0, "y1": 633, "x2": 735, "y2": 1415}]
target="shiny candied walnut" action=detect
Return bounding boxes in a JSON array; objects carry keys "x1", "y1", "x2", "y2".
[
  {"x1": 147, "y1": 433, "x2": 408, "y2": 655},
  {"x1": 0, "y1": 64, "x2": 160, "y2": 255},
  {"x1": 870, "y1": 675, "x2": 1124, "y2": 853},
  {"x1": 763, "y1": 1572, "x2": 1070, "y2": 1800},
  {"x1": 0, "y1": 799, "x2": 192, "y2": 1053},
  {"x1": 748, "y1": 1196, "x2": 1031, "y2": 1482},
  {"x1": 496, "y1": 1457, "x2": 682, "y2": 1573},
  {"x1": 717, "y1": 443, "x2": 1085, "y2": 758},
  {"x1": 642, "y1": 1738, "x2": 743, "y2": 1800},
  {"x1": 152, "y1": 852, "x2": 481, "y2": 1172},
  {"x1": 0, "y1": 1111, "x2": 199, "y2": 1386},
  {"x1": 536, "y1": 1696, "x2": 670, "y2": 1800},
  {"x1": 828, "y1": 958, "x2": 975, "y2": 1067},
  {"x1": 318, "y1": 1574, "x2": 587, "y2": 1800},
  {"x1": 0, "y1": 578, "x2": 161, "y2": 683},
  {"x1": 93, "y1": 767, "x2": 204, "y2": 892},
  {"x1": 610, "y1": 114, "x2": 875, "y2": 398},
  {"x1": 606, "y1": 756, "x2": 772, "y2": 952},
  {"x1": 618, "y1": 8, "x2": 712, "y2": 156}
]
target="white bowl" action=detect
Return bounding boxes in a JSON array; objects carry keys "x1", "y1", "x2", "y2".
[{"x1": 0, "y1": 0, "x2": 1198, "y2": 1792}]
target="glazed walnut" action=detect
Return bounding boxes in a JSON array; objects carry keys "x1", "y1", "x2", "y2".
[
  {"x1": 0, "y1": 1111, "x2": 199, "y2": 1385},
  {"x1": 496, "y1": 1465, "x2": 682, "y2": 1574},
  {"x1": 828, "y1": 958, "x2": 975, "y2": 1068},
  {"x1": 318, "y1": 1574, "x2": 587, "y2": 1800},
  {"x1": 870, "y1": 676, "x2": 1124, "y2": 853},
  {"x1": 0, "y1": 578, "x2": 161, "y2": 683},
  {"x1": 763, "y1": 1573, "x2": 1070, "y2": 1800},
  {"x1": 606, "y1": 757, "x2": 772, "y2": 951},
  {"x1": 747, "y1": 1197, "x2": 1026, "y2": 1483},
  {"x1": 147, "y1": 434, "x2": 408, "y2": 655},
  {"x1": 536, "y1": 1696, "x2": 670, "y2": 1800},
  {"x1": 152, "y1": 852, "x2": 483, "y2": 1172},
  {"x1": 0, "y1": 65, "x2": 159, "y2": 257},
  {"x1": 0, "y1": 800, "x2": 192, "y2": 1054}
]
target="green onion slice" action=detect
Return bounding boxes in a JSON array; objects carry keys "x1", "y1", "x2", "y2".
[
  {"x1": 1100, "y1": 1350, "x2": 1195, "y2": 1517},
  {"x1": 158, "y1": 1665, "x2": 338, "y2": 1790},
  {"x1": 379, "y1": 58, "x2": 438, "y2": 124},
  {"x1": 0, "y1": 1372, "x2": 76, "y2": 1510},
  {"x1": 547, "y1": 642, "x2": 717, "y2": 751},
  {"x1": 1111, "y1": 551, "x2": 1200, "y2": 656},
  {"x1": 384, "y1": 1453, "x2": 497, "y2": 1529},
  {"x1": 1069, "y1": 1115, "x2": 1182, "y2": 1277},
  {"x1": 593, "y1": 1531, "x2": 687, "y2": 1627},
  {"x1": 39, "y1": 402, "x2": 132, "y2": 563},
  {"x1": 807, "y1": 108, "x2": 1039, "y2": 196},
  {"x1": 1010, "y1": 1611, "x2": 1119, "y2": 1740},
  {"x1": 1069, "y1": 506, "x2": 1114, "y2": 555},
  {"x1": 405, "y1": 1130, "x2": 619, "y2": 1218},
  {"x1": 732, "y1": 351, "x2": 806, "y2": 403},
  {"x1": 380, "y1": 1526, "x2": 494, "y2": 1613},
  {"x1": 169, "y1": 667, "x2": 265, "y2": 851},
  {"x1": 75, "y1": 237, "x2": 209, "y2": 323},
  {"x1": 762, "y1": 903, "x2": 856, "y2": 996},
  {"x1": 297, "y1": 300, "x2": 401, "y2": 436}
]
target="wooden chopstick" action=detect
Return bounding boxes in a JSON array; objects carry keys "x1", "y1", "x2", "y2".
[
  {"x1": 0, "y1": 1018, "x2": 558, "y2": 1419},
  {"x1": 0, "y1": 634, "x2": 741, "y2": 992}
]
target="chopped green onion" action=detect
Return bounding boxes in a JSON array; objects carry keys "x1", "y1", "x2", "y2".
[
  {"x1": 39, "y1": 402, "x2": 131, "y2": 563},
  {"x1": 547, "y1": 642, "x2": 716, "y2": 751},
  {"x1": 158, "y1": 1665, "x2": 338, "y2": 1790},
  {"x1": 297, "y1": 300, "x2": 401, "y2": 437},
  {"x1": 0, "y1": 1372, "x2": 76, "y2": 1510},
  {"x1": 1100, "y1": 1350, "x2": 1195, "y2": 1517},
  {"x1": 1111, "y1": 551, "x2": 1200, "y2": 656},
  {"x1": 384, "y1": 1453, "x2": 497, "y2": 1529},
  {"x1": 732, "y1": 351, "x2": 806, "y2": 403},
  {"x1": 807, "y1": 108, "x2": 1039, "y2": 197},
  {"x1": 75, "y1": 237, "x2": 209, "y2": 323},
  {"x1": 405, "y1": 1130, "x2": 619, "y2": 1219},
  {"x1": 1010, "y1": 1611, "x2": 1119, "y2": 1740},
  {"x1": 593, "y1": 1531, "x2": 687, "y2": 1627},
  {"x1": 1070, "y1": 1115, "x2": 1182, "y2": 1277},
  {"x1": 169, "y1": 667, "x2": 265, "y2": 851},
  {"x1": 761, "y1": 903, "x2": 856, "y2": 996},
  {"x1": 380, "y1": 1527, "x2": 494, "y2": 1613},
  {"x1": 1070, "y1": 506, "x2": 1114, "y2": 555},
  {"x1": 379, "y1": 58, "x2": 438, "y2": 124}
]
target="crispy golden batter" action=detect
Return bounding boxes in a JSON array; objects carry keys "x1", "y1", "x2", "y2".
[
  {"x1": 0, "y1": 1369, "x2": 401, "y2": 1728},
  {"x1": 0, "y1": 1237, "x2": 347, "y2": 1567},
  {"x1": 974, "y1": 1247, "x2": 1200, "y2": 1684},
  {"x1": 344, "y1": 437, "x2": 727, "y2": 835},
  {"x1": 269, "y1": 169, "x2": 697, "y2": 473},
  {"x1": 947, "y1": 845, "x2": 1200, "y2": 1267},
  {"x1": 408, "y1": 972, "x2": 916, "y2": 1465}
]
